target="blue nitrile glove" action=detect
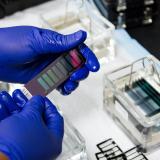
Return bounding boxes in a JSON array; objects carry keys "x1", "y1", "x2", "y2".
[
  {"x1": 0, "y1": 90, "x2": 64, "y2": 160},
  {"x1": 0, "y1": 26, "x2": 100, "y2": 95}
]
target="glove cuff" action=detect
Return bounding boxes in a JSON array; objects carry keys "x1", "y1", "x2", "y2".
[{"x1": 0, "y1": 143, "x2": 22, "y2": 160}]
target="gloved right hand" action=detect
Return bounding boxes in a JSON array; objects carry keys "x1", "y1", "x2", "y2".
[
  {"x1": 0, "y1": 26, "x2": 100, "y2": 95},
  {"x1": 0, "y1": 90, "x2": 64, "y2": 160}
]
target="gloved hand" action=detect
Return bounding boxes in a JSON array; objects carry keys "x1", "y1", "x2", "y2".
[
  {"x1": 0, "y1": 26, "x2": 100, "y2": 95},
  {"x1": 0, "y1": 90, "x2": 64, "y2": 160}
]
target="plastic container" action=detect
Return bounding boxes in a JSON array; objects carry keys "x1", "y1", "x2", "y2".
[
  {"x1": 103, "y1": 55, "x2": 160, "y2": 152},
  {"x1": 41, "y1": 0, "x2": 115, "y2": 64},
  {"x1": 57, "y1": 116, "x2": 89, "y2": 160}
]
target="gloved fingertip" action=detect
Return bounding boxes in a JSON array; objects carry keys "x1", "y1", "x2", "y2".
[
  {"x1": 24, "y1": 95, "x2": 45, "y2": 115},
  {"x1": 57, "y1": 87, "x2": 71, "y2": 96},
  {"x1": 44, "y1": 97, "x2": 50, "y2": 104},
  {"x1": 0, "y1": 91, "x2": 19, "y2": 113},
  {"x1": 64, "y1": 81, "x2": 79, "y2": 93},
  {"x1": 70, "y1": 66, "x2": 89, "y2": 81},
  {"x1": 12, "y1": 89, "x2": 27, "y2": 99},
  {"x1": 44, "y1": 97, "x2": 58, "y2": 113},
  {"x1": 43, "y1": 97, "x2": 64, "y2": 128},
  {"x1": 31, "y1": 95, "x2": 45, "y2": 106},
  {"x1": 12, "y1": 89, "x2": 22, "y2": 96},
  {"x1": 74, "y1": 30, "x2": 87, "y2": 42},
  {"x1": 64, "y1": 30, "x2": 87, "y2": 51},
  {"x1": 90, "y1": 63, "x2": 100, "y2": 72},
  {"x1": 0, "y1": 91, "x2": 10, "y2": 102},
  {"x1": 12, "y1": 89, "x2": 28, "y2": 108},
  {"x1": 79, "y1": 44, "x2": 100, "y2": 72},
  {"x1": 0, "y1": 91, "x2": 8, "y2": 97}
]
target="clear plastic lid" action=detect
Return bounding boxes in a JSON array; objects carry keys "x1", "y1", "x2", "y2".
[
  {"x1": 104, "y1": 55, "x2": 160, "y2": 127},
  {"x1": 41, "y1": 0, "x2": 115, "y2": 63},
  {"x1": 57, "y1": 116, "x2": 88, "y2": 160}
]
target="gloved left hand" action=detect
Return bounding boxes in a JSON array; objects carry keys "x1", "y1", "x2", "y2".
[
  {"x1": 0, "y1": 90, "x2": 64, "y2": 160},
  {"x1": 0, "y1": 26, "x2": 100, "y2": 95}
]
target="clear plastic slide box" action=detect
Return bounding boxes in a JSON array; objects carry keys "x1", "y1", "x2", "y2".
[
  {"x1": 103, "y1": 56, "x2": 160, "y2": 152},
  {"x1": 57, "y1": 117, "x2": 89, "y2": 160},
  {"x1": 41, "y1": 0, "x2": 115, "y2": 64}
]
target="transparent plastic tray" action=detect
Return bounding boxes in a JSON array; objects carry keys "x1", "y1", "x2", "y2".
[
  {"x1": 103, "y1": 55, "x2": 160, "y2": 152},
  {"x1": 57, "y1": 116, "x2": 88, "y2": 160},
  {"x1": 41, "y1": 0, "x2": 115, "y2": 64}
]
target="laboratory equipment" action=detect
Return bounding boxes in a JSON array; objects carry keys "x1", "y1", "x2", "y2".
[
  {"x1": 95, "y1": 138, "x2": 148, "y2": 160},
  {"x1": 57, "y1": 116, "x2": 88, "y2": 160},
  {"x1": 0, "y1": 0, "x2": 51, "y2": 18},
  {"x1": 93, "y1": 0, "x2": 158, "y2": 28},
  {"x1": 41, "y1": 0, "x2": 115, "y2": 64},
  {"x1": 103, "y1": 56, "x2": 160, "y2": 152},
  {"x1": 95, "y1": 138, "x2": 123, "y2": 159},
  {"x1": 24, "y1": 49, "x2": 85, "y2": 96}
]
